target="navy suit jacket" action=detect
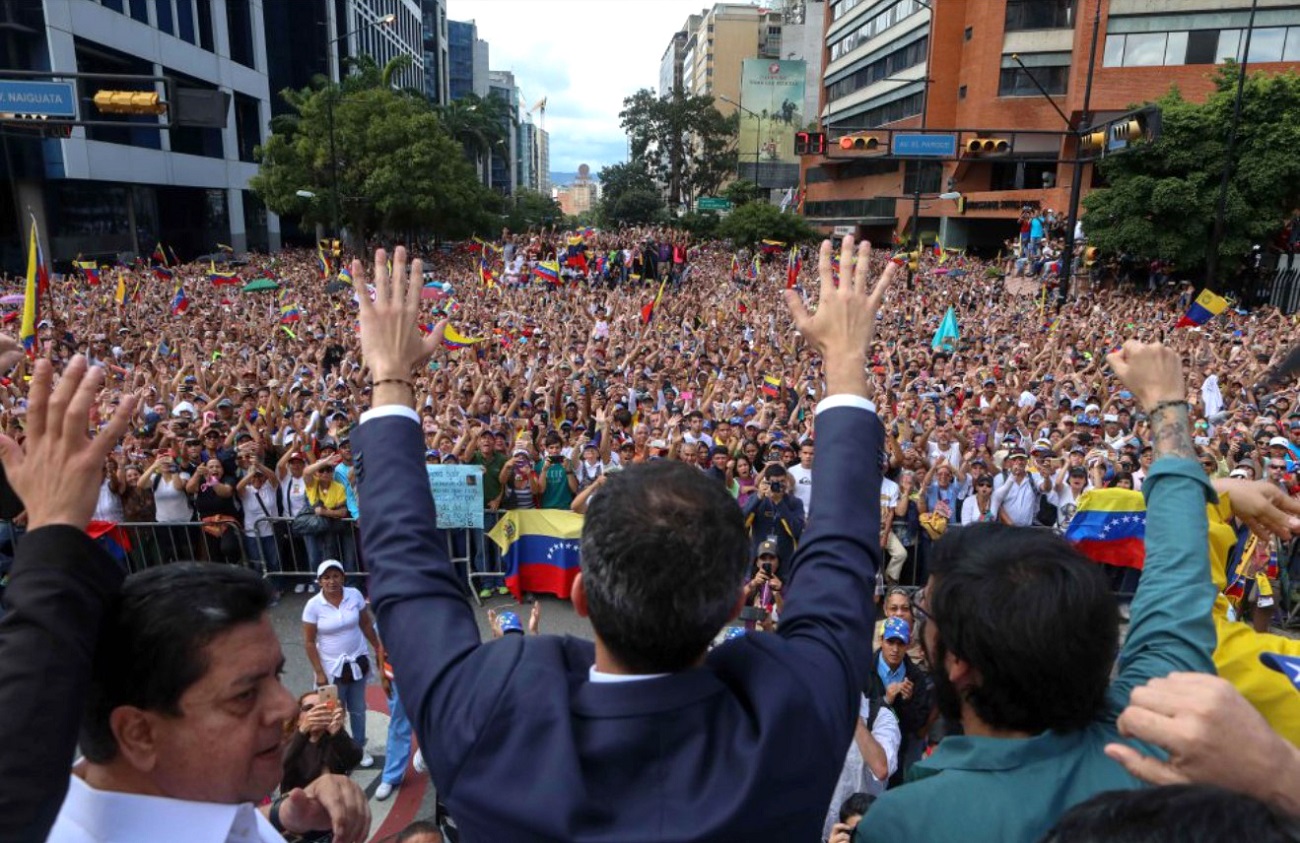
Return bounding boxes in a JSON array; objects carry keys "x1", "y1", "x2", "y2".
[{"x1": 356, "y1": 402, "x2": 883, "y2": 842}]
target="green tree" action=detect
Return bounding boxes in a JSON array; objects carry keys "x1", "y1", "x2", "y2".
[
  {"x1": 717, "y1": 201, "x2": 816, "y2": 245},
  {"x1": 596, "y1": 161, "x2": 664, "y2": 227},
  {"x1": 677, "y1": 211, "x2": 720, "y2": 238},
  {"x1": 1082, "y1": 66, "x2": 1300, "y2": 281},
  {"x1": 435, "y1": 93, "x2": 514, "y2": 184},
  {"x1": 620, "y1": 87, "x2": 738, "y2": 210},
  {"x1": 252, "y1": 74, "x2": 495, "y2": 241},
  {"x1": 504, "y1": 189, "x2": 564, "y2": 232},
  {"x1": 722, "y1": 179, "x2": 763, "y2": 208}
]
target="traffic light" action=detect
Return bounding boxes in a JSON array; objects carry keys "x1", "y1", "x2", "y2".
[
  {"x1": 838, "y1": 133, "x2": 882, "y2": 152},
  {"x1": 795, "y1": 131, "x2": 826, "y2": 155},
  {"x1": 1080, "y1": 128, "x2": 1107, "y2": 152},
  {"x1": 1080, "y1": 106, "x2": 1162, "y2": 156},
  {"x1": 965, "y1": 137, "x2": 1011, "y2": 154},
  {"x1": 93, "y1": 90, "x2": 167, "y2": 116}
]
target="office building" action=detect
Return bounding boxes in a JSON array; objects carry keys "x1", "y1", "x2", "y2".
[
  {"x1": 487, "y1": 69, "x2": 519, "y2": 196},
  {"x1": 325, "y1": 0, "x2": 424, "y2": 93},
  {"x1": 555, "y1": 166, "x2": 598, "y2": 217},
  {"x1": 515, "y1": 119, "x2": 550, "y2": 194},
  {"x1": 0, "y1": 0, "x2": 278, "y2": 268},
  {"x1": 804, "y1": 0, "x2": 1300, "y2": 248},
  {"x1": 421, "y1": 0, "x2": 449, "y2": 106},
  {"x1": 448, "y1": 19, "x2": 489, "y2": 100},
  {"x1": 680, "y1": 3, "x2": 787, "y2": 106}
]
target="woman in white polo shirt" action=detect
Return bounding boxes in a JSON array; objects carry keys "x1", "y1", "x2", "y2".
[{"x1": 302, "y1": 559, "x2": 383, "y2": 768}]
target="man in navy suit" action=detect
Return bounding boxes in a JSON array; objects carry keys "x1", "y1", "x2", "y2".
[{"x1": 352, "y1": 238, "x2": 895, "y2": 841}]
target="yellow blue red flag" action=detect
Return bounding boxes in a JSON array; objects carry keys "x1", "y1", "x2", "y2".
[{"x1": 488, "y1": 509, "x2": 584, "y2": 599}]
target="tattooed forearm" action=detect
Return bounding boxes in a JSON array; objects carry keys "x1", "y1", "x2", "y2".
[{"x1": 1149, "y1": 402, "x2": 1197, "y2": 461}]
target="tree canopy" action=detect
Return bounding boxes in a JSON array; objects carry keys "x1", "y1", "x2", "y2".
[
  {"x1": 717, "y1": 201, "x2": 816, "y2": 246},
  {"x1": 596, "y1": 161, "x2": 665, "y2": 227},
  {"x1": 252, "y1": 60, "x2": 497, "y2": 241},
  {"x1": 619, "y1": 88, "x2": 738, "y2": 210},
  {"x1": 1082, "y1": 66, "x2": 1300, "y2": 281}
]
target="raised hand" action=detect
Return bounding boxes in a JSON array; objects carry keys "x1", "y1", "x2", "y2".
[
  {"x1": 0, "y1": 356, "x2": 137, "y2": 530},
  {"x1": 355, "y1": 246, "x2": 446, "y2": 385},
  {"x1": 784, "y1": 236, "x2": 896, "y2": 400}
]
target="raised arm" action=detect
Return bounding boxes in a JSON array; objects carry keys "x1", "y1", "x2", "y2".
[
  {"x1": 1104, "y1": 342, "x2": 1218, "y2": 714},
  {"x1": 351, "y1": 248, "x2": 514, "y2": 789},
  {"x1": 771, "y1": 237, "x2": 895, "y2": 724}
]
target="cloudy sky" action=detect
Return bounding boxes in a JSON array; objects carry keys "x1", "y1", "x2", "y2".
[{"x1": 446, "y1": 0, "x2": 714, "y2": 177}]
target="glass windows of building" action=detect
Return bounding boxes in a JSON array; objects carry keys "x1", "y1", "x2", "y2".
[
  {"x1": 177, "y1": 0, "x2": 196, "y2": 43},
  {"x1": 1004, "y1": 0, "x2": 1074, "y2": 32},
  {"x1": 829, "y1": 0, "x2": 924, "y2": 63},
  {"x1": 1104, "y1": 25, "x2": 1300, "y2": 67},
  {"x1": 225, "y1": 0, "x2": 255, "y2": 68},
  {"x1": 826, "y1": 37, "x2": 928, "y2": 103},
  {"x1": 998, "y1": 65, "x2": 1068, "y2": 97}
]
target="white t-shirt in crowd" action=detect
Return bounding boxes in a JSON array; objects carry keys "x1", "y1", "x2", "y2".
[
  {"x1": 880, "y1": 477, "x2": 901, "y2": 514},
  {"x1": 927, "y1": 440, "x2": 962, "y2": 470},
  {"x1": 302, "y1": 586, "x2": 370, "y2": 682},
  {"x1": 152, "y1": 473, "x2": 193, "y2": 523},
  {"x1": 961, "y1": 494, "x2": 996, "y2": 525},
  {"x1": 991, "y1": 474, "x2": 1038, "y2": 526},
  {"x1": 787, "y1": 464, "x2": 813, "y2": 512},
  {"x1": 240, "y1": 479, "x2": 278, "y2": 537},
  {"x1": 93, "y1": 479, "x2": 124, "y2": 524},
  {"x1": 281, "y1": 472, "x2": 310, "y2": 518}
]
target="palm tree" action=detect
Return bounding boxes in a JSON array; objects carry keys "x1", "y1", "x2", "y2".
[{"x1": 435, "y1": 93, "x2": 514, "y2": 186}]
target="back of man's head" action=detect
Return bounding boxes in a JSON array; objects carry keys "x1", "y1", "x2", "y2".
[
  {"x1": 81, "y1": 562, "x2": 272, "y2": 763},
  {"x1": 582, "y1": 461, "x2": 748, "y2": 673},
  {"x1": 1040, "y1": 784, "x2": 1300, "y2": 843},
  {"x1": 927, "y1": 524, "x2": 1117, "y2": 734}
]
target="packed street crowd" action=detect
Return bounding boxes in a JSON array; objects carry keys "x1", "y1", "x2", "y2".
[{"x1": 1, "y1": 226, "x2": 1300, "y2": 843}]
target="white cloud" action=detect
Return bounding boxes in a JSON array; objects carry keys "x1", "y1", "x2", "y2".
[{"x1": 447, "y1": 0, "x2": 712, "y2": 175}]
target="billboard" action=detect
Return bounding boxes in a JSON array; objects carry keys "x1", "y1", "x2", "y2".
[{"x1": 738, "y1": 59, "x2": 806, "y2": 190}]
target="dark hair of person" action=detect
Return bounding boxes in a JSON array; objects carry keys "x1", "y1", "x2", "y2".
[
  {"x1": 839, "y1": 792, "x2": 877, "y2": 823},
  {"x1": 582, "y1": 461, "x2": 749, "y2": 673},
  {"x1": 394, "y1": 820, "x2": 444, "y2": 843},
  {"x1": 927, "y1": 524, "x2": 1117, "y2": 733},
  {"x1": 1039, "y1": 784, "x2": 1300, "y2": 843},
  {"x1": 544, "y1": 431, "x2": 563, "y2": 447},
  {"x1": 80, "y1": 563, "x2": 272, "y2": 763}
]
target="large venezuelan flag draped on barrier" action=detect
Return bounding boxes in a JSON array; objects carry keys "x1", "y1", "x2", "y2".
[{"x1": 488, "y1": 509, "x2": 584, "y2": 599}]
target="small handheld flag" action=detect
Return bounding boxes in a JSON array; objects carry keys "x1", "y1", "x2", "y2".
[
  {"x1": 170, "y1": 285, "x2": 190, "y2": 316},
  {"x1": 532, "y1": 261, "x2": 561, "y2": 285},
  {"x1": 640, "y1": 279, "x2": 667, "y2": 325},
  {"x1": 442, "y1": 325, "x2": 485, "y2": 350},
  {"x1": 279, "y1": 304, "x2": 301, "y2": 324},
  {"x1": 20, "y1": 218, "x2": 42, "y2": 354},
  {"x1": 762, "y1": 374, "x2": 781, "y2": 398},
  {"x1": 786, "y1": 250, "x2": 802, "y2": 290},
  {"x1": 1176, "y1": 289, "x2": 1229, "y2": 328},
  {"x1": 931, "y1": 306, "x2": 960, "y2": 351}
]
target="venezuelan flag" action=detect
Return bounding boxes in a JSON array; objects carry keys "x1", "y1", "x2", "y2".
[
  {"x1": 641, "y1": 279, "x2": 666, "y2": 325},
  {"x1": 1063, "y1": 488, "x2": 1146, "y2": 569},
  {"x1": 786, "y1": 249, "x2": 801, "y2": 290},
  {"x1": 19, "y1": 219, "x2": 41, "y2": 354},
  {"x1": 532, "y1": 261, "x2": 561, "y2": 285},
  {"x1": 153, "y1": 266, "x2": 174, "y2": 283},
  {"x1": 1176, "y1": 289, "x2": 1229, "y2": 328},
  {"x1": 279, "y1": 304, "x2": 301, "y2": 324},
  {"x1": 114, "y1": 273, "x2": 127, "y2": 306},
  {"x1": 730, "y1": 255, "x2": 740, "y2": 278},
  {"x1": 152, "y1": 242, "x2": 169, "y2": 266},
  {"x1": 87, "y1": 520, "x2": 133, "y2": 566},
  {"x1": 170, "y1": 285, "x2": 189, "y2": 316},
  {"x1": 488, "y1": 509, "x2": 584, "y2": 599},
  {"x1": 75, "y1": 260, "x2": 100, "y2": 286},
  {"x1": 762, "y1": 374, "x2": 782, "y2": 398},
  {"x1": 749, "y1": 255, "x2": 760, "y2": 280},
  {"x1": 207, "y1": 260, "x2": 240, "y2": 285},
  {"x1": 441, "y1": 325, "x2": 484, "y2": 350}
]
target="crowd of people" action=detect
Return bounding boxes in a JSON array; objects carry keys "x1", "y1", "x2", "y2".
[{"x1": 0, "y1": 224, "x2": 1299, "y2": 843}]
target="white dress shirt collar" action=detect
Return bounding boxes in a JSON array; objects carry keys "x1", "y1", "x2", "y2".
[{"x1": 49, "y1": 774, "x2": 284, "y2": 843}]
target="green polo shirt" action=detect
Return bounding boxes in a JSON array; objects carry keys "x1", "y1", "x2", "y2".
[
  {"x1": 470, "y1": 452, "x2": 507, "y2": 506},
  {"x1": 857, "y1": 456, "x2": 1217, "y2": 843}
]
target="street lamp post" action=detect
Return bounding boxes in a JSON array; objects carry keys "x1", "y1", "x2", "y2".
[
  {"x1": 720, "y1": 94, "x2": 764, "y2": 194},
  {"x1": 322, "y1": 12, "x2": 396, "y2": 240}
]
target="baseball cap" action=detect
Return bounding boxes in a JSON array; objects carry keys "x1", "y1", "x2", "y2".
[
  {"x1": 288, "y1": 452, "x2": 307, "y2": 462},
  {"x1": 883, "y1": 617, "x2": 911, "y2": 644},
  {"x1": 426, "y1": 449, "x2": 441, "y2": 460},
  {"x1": 757, "y1": 538, "x2": 779, "y2": 558},
  {"x1": 316, "y1": 559, "x2": 344, "y2": 578},
  {"x1": 495, "y1": 611, "x2": 524, "y2": 635},
  {"x1": 1269, "y1": 436, "x2": 1291, "y2": 448}
]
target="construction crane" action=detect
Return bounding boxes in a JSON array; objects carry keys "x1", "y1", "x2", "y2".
[{"x1": 528, "y1": 96, "x2": 547, "y2": 131}]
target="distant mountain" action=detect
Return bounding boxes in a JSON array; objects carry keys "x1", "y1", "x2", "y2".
[{"x1": 549, "y1": 171, "x2": 599, "y2": 187}]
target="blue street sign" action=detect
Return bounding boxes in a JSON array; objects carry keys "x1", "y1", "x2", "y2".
[
  {"x1": 0, "y1": 80, "x2": 77, "y2": 118},
  {"x1": 891, "y1": 133, "x2": 957, "y2": 157}
]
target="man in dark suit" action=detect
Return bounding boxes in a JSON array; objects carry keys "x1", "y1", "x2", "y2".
[{"x1": 353, "y1": 239, "x2": 896, "y2": 841}]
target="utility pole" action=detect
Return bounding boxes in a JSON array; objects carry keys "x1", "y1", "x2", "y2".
[
  {"x1": 1056, "y1": 0, "x2": 1103, "y2": 307},
  {"x1": 1206, "y1": 0, "x2": 1259, "y2": 291}
]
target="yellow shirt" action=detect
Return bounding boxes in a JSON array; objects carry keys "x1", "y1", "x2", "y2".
[
  {"x1": 307, "y1": 478, "x2": 348, "y2": 511},
  {"x1": 1209, "y1": 493, "x2": 1300, "y2": 747}
]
